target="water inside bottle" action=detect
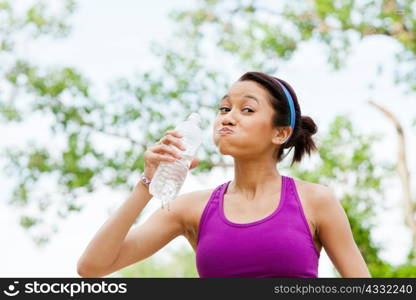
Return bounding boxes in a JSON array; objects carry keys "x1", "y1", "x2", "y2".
[{"x1": 149, "y1": 155, "x2": 193, "y2": 210}]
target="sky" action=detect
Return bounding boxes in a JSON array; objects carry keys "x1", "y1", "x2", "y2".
[{"x1": 0, "y1": 0, "x2": 415, "y2": 277}]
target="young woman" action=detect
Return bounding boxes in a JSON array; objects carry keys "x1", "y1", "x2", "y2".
[{"x1": 77, "y1": 71, "x2": 371, "y2": 278}]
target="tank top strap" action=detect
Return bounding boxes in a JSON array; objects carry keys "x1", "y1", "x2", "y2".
[
  {"x1": 211, "y1": 180, "x2": 231, "y2": 204},
  {"x1": 285, "y1": 176, "x2": 305, "y2": 211},
  {"x1": 284, "y1": 176, "x2": 320, "y2": 258},
  {"x1": 284, "y1": 176, "x2": 303, "y2": 213},
  {"x1": 197, "y1": 180, "x2": 231, "y2": 245}
]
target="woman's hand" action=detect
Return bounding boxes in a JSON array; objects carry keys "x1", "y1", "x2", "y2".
[{"x1": 143, "y1": 130, "x2": 200, "y2": 179}]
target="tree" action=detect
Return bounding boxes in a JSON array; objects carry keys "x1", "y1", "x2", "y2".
[
  {"x1": 0, "y1": 0, "x2": 93, "y2": 245},
  {"x1": 0, "y1": 0, "x2": 229, "y2": 245},
  {"x1": 290, "y1": 115, "x2": 411, "y2": 276}
]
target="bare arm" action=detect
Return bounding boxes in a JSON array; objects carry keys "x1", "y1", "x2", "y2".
[
  {"x1": 77, "y1": 129, "x2": 199, "y2": 277},
  {"x1": 77, "y1": 182, "x2": 194, "y2": 277},
  {"x1": 77, "y1": 182, "x2": 155, "y2": 277},
  {"x1": 316, "y1": 187, "x2": 371, "y2": 278}
]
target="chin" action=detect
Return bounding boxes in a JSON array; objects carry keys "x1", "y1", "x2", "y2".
[
  {"x1": 218, "y1": 148, "x2": 233, "y2": 156},
  {"x1": 215, "y1": 143, "x2": 238, "y2": 156}
]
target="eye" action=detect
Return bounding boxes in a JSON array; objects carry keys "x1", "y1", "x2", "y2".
[{"x1": 218, "y1": 107, "x2": 254, "y2": 113}]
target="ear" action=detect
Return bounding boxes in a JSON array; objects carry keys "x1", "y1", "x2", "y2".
[{"x1": 272, "y1": 126, "x2": 292, "y2": 146}]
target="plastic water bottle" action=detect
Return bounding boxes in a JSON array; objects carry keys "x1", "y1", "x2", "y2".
[{"x1": 149, "y1": 113, "x2": 203, "y2": 210}]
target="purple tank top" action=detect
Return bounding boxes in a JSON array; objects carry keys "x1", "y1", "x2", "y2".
[{"x1": 196, "y1": 175, "x2": 320, "y2": 278}]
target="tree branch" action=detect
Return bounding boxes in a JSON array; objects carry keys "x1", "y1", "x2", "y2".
[{"x1": 367, "y1": 99, "x2": 416, "y2": 260}]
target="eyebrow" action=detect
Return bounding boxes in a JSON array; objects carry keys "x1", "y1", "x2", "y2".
[{"x1": 221, "y1": 94, "x2": 259, "y2": 103}]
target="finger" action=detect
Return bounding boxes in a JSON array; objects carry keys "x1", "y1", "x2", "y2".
[
  {"x1": 189, "y1": 158, "x2": 200, "y2": 169},
  {"x1": 160, "y1": 134, "x2": 186, "y2": 151},
  {"x1": 153, "y1": 144, "x2": 183, "y2": 160},
  {"x1": 175, "y1": 130, "x2": 183, "y2": 137},
  {"x1": 166, "y1": 130, "x2": 183, "y2": 138},
  {"x1": 150, "y1": 152, "x2": 177, "y2": 163}
]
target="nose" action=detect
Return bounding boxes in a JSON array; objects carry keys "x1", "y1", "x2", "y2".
[{"x1": 220, "y1": 109, "x2": 237, "y2": 126}]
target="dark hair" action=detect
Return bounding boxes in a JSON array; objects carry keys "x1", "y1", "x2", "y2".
[{"x1": 238, "y1": 71, "x2": 318, "y2": 166}]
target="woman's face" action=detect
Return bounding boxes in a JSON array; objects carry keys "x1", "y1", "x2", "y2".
[{"x1": 213, "y1": 80, "x2": 280, "y2": 160}]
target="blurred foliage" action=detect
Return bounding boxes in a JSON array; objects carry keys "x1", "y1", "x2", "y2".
[
  {"x1": 290, "y1": 115, "x2": 413, "y2": 277},
  {"x1": 171, "y1": 0, "x2": 416, "y2": 92},
  {"x1": 0, "y1": 0, "x2": 228, "y2": 245},
  {"x1": 370, "y1": 263, "x2": 416, "y2": 277}
]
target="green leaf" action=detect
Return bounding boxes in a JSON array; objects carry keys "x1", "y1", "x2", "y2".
[{"x1": 20, "y1": 216, "x2": 41, "y2": 229}]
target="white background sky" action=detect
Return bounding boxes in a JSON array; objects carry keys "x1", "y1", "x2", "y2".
[{"x1": 0, "y1": 0, "x2": 415, "y2": 277}]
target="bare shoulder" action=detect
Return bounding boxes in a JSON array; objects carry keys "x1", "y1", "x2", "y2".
[
  {"x1": 172, "y1": 188, "x2": 215, "y2": 249},
  {"x1": 294, "y1": 178, "x2": 335, "y2": 204},
  {"x1": 175, "y1": 188, "x2": 214, "y2": 215},
  {"x1": 293, "y1": 178, "x2": 337, "y2": 222}
]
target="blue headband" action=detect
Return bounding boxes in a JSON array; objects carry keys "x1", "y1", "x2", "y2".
[{"x1": 274, "y1": 79, "x2": 295, "y2": 143}]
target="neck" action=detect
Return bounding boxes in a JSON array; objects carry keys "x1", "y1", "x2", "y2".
[{"x1": 228, "y1": 157, "x2": 281, "y2": 201}]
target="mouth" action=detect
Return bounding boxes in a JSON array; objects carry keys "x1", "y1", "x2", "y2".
[{"x1": 218, "y1": 128, "x2": 234, "y2": 135}]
